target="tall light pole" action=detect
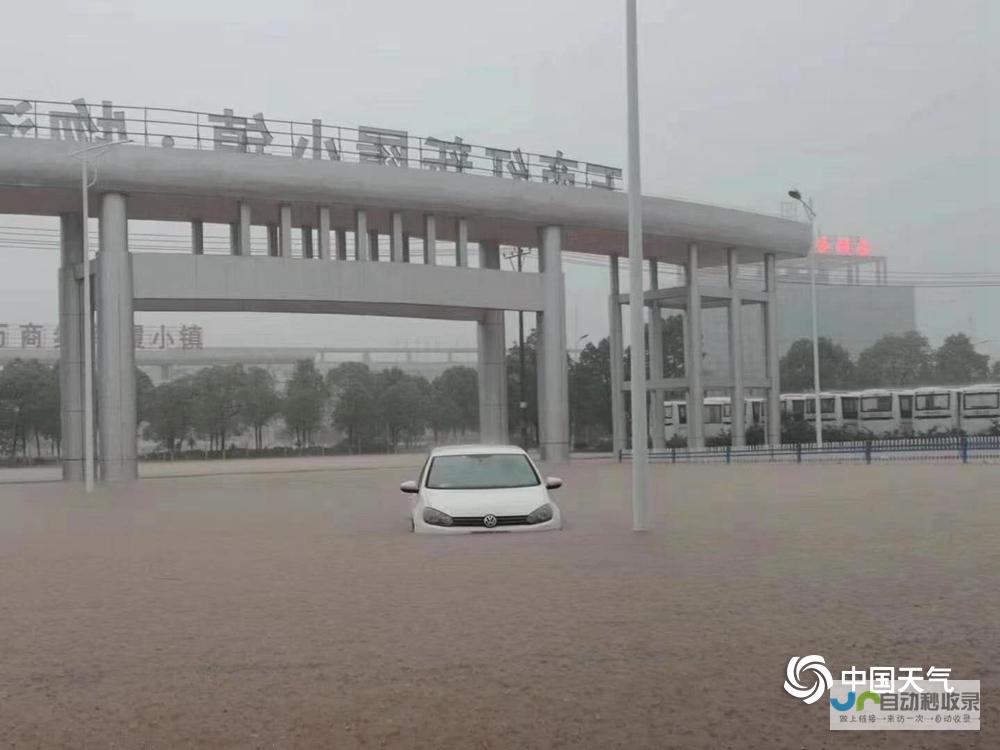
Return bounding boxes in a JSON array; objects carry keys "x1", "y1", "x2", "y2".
[
  {"x1": 68, "y1": 139, "x2": 132, "y2": 492},
  {"x1": 626, "y1": 0, "x2": 648, "y2": 530},
  {"x1": 788, "y1": 189, "x2": 822, "y2": 446}
]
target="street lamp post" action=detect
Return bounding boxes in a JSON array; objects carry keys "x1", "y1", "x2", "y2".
[
  {"x1": 68, "y1": 139, "x2": 132, "y2": 492},
  {"x1": 626, "y1": 0, "x2": 648, "y2": 530},
  {"x1": 788, "y1": 189, "x2": 823, "y2": 447}
]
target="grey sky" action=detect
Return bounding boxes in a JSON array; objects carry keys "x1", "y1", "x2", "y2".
[{"x1": 1, "y1": 0, "x2": 996, "y2": 352}]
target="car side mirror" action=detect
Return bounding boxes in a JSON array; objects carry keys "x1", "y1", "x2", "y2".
[
  {"x1": 545, "y1": 477, "x2": 563, "y2": 490},
  {"x1": 400, "y1": 480, "x2": 419, "y2": 494}
]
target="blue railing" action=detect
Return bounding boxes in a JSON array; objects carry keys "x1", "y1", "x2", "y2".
[{"x1": 618, "y1": 435, "x2": 1000, "y2": 465}]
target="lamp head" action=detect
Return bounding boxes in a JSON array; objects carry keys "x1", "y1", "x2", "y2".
[{"x1": 788, "y1": 189, "x2": 802, "y2": 201}]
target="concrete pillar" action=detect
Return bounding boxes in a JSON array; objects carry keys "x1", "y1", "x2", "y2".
[
  {"x1": 609, "y1": 255, "x2": 626, "y2": 455},
  {"x1": 423, "y1": 214, "x2": 437, "y2": 265},
  {"x1": 354, "y1": 209, "x2": 369, "y2": 261},
  {"x1": 335, "y1": 228, "x2": 348, "y2": 260},
  {"x1": 317, "y1": 207, "x2": 331, "y2": 259},
  {"x1": 686, "y1": 243, "x2": 704, "y2": 450},
  {"x1": 728, "y1": 248, "x2": 745, "y2": 447},
  {"x1": 764, "y1": 253, "x2": 781, "y2": 446},
  {"x1": 480, "y1": 241, "x2": 500, "y2": 270},
  {"x1": 96, "y1": 192, "x2": 137, "y2": 480},
  {"x1": 403, "y1": 233, "x2": 411, "y2": 263},
  {"x1": 455, "y1": 218, "x2": 469, "y2": 266},
  {"x1": 279, "y1": 205, "x2": 292, "y2": 257},
  {"x1": 648, "y1": 261, "x2": 666, "y2": 449},
  {"x1": 478, "y1": 241, "x2": 507, "y2": 443},
  {"x1": 58, "y1": 213, "x2": 85, "y2": 480},
  {"x1": 238, "y1": 202, "x2": 251, "y2": 255},
  {"x1": 390, "y1": 212, "x2": 404, "y2": 262},
  {"x1": 368, "y1": 230, "x2": 380, "y2": 261},
  {"x1": 267, "y1": 224, "x2": 279, "y2": 257},
  {"x1": 301, "y1": 226, "x2": 314, "y2": 259},
  {"x1": 537, "y1": 225, "x2": 569, "y2": 462},
  {"x1": 477, "y1": 312, "x2": 508, "y2": 443},
  {"x1": 191, "y1": 220, "x2": 204, "y2": 255}
]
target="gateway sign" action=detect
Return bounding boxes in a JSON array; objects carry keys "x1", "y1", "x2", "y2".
[{"x1": 0, "y1": 97, "x2": 621, "y2": 190}]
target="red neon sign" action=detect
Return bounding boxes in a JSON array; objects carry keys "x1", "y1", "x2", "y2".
[{"x1": 815, "y1": 235, "x2": 872, "y2": 256}]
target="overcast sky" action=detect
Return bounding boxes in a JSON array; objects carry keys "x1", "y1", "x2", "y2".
[{"x1": 1, "y1": 0, "x2": 996, "y2": 353}]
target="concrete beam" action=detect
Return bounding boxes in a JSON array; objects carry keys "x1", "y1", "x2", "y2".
[{"x1": 131, "y1": 254, "x2": 547, "y2": 319}]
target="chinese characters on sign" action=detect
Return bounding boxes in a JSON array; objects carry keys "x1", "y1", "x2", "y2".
[
  {"x1": 0, "y1": 323, "x2": 204, "y2": 350},
  {"x1": 816, "y1": 235, "x2": 872, "y2": 257},
  {"x1": 0, "y1": 97, "x2": 622, "y2": 189}
]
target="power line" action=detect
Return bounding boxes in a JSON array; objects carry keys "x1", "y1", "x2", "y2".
[{"x1": 1, "y1": 224, "x2": 999, "y2": 287}]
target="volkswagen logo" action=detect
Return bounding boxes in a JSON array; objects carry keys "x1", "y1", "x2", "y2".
[{"x1": 482, "y1": 514, "x2": 498, "y2": 528}]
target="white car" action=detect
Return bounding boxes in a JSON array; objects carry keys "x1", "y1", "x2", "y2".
[{"x1": 400, "y1": 445, "x2": 563, "y2": 534}]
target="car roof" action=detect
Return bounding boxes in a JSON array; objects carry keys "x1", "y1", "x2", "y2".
[{"x1": 429, "y1": 444, "x2": 528, "y2": 457}]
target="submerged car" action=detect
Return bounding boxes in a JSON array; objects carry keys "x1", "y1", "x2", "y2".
[{"x1": 400, "y1": 445, "x2": 563, "y2": 533}]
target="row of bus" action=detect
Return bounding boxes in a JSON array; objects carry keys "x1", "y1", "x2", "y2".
[{"x1": 663, "y1": 384, "x2": 1000, "y2": 440}]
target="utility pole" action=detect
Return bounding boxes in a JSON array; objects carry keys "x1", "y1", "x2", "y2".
[{"x1": 505, "y1": 247, "x2": 531, "y2": 449}]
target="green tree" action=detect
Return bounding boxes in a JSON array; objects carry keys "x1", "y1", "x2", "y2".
[
  {"x1": 136, "y1": 367, "x2": 155, "y2": 426},
  {"x1": 434, "y1": 365, "x2": 479, "y2": 436},
  {"x1": 854, "y1": 331, "x2": 933, "y2": 388},
  {"x1": 377, "y1": 369, "x2": 429, "y2": 451},
  {"x1": 427, "y1": 387, "x2": 462, "y2": 443},
  {"x1": 240, "y1": 367, "x2": 281, "y2": 450},
  {"x1": 283, "y1": 359, "x2": 329, "y2": 448},
  {"x1": 329, "y1": 362, "x2": 377, "y2": 452},
  {"x1": 933, "y1": 333, "x2": 990, "y2": 384},
  {"x1": 0, "y1": 359, "x2": 59, "y2": 459},
  {"x1": 780, "y1": 337, "x2": 855, "y2": 391},
  {"x1": 190, "y1": 364, "x2": 248, "y2": 454},
  {"x1": 143, "y1": 376, "x2": 197, "y2": 457},
  {"x1": 569, "y1": 338, "x2": 612, "y2": 448},
  {"x1": 992, "y1": 360, "x2": 1000, "y2": 381},
  {"x1": 655, "y1": 314, "x2": 686, "y2": 378},
  {"x1": 506, "y1": 332, "x2": 537, "y2": 446}
]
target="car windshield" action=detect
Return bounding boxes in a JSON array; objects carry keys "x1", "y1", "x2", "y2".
[{"x1": 425, "y1": 454, "x2": 540, "y2": 490}]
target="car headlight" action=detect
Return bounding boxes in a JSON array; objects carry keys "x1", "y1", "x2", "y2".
[
  {"x1": 422, "y1": 507, "x2": 453, "y2": 527},
  {"x1": 525, "y1": 503, "x2": 554, "y2": 525}
]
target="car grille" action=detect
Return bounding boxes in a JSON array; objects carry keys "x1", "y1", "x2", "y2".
[{"x1": 450, "y1": 515, "x2": 530, "y2": 527}]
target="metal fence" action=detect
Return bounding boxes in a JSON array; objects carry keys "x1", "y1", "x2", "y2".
[
  {"x1": 619, "y1": 435, "x2": 1000, "y2": 465},
  {"x1": 1, "y1": 96, "x2": 621, "y2": 190}
]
